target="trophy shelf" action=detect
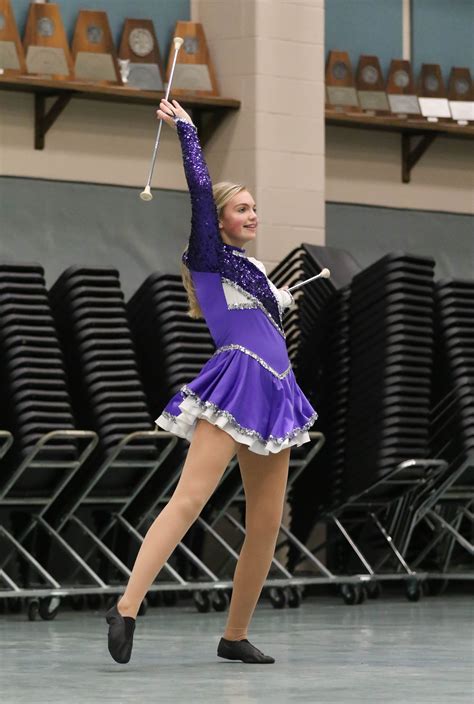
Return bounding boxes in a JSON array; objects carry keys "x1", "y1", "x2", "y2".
[
  {"x1": 326, "y1": 110, "x2": 474, "y2": 183},
  {"x1": 0, "y1": 73, "x2": 240, "y2": 149}
]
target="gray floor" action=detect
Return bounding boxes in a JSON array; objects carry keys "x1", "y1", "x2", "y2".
[{"x1": 0, "y1": 595, "x2": 472, "y2": 704}]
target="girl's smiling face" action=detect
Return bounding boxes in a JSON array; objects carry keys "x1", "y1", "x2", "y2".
[{"x1": 219, "y1": 190, "x2": 258, "y2": 248}]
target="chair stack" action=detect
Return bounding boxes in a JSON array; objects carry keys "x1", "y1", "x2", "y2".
[
  {"x1": 431, "y1": 279, "x2": 474, "y2": 463},
  {"x1": 127, "y1": 272, "x2": 215, "y2": 417},
  {"x1": 49, "y1": 266, "x2": 156, "y2": 458},
  {"x1": 0, "y1": 263, "x2": 78, "y2": 466},
  {"x1": 343, "y1": 253, "x2": 436, "y2": 498}
]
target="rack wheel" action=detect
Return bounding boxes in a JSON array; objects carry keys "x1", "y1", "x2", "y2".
[
  {"x1": 39, "y1": 596, "x2": 61, "y2": 620},
  {"x1": 163, "y1": 591, "x2": 179, "y2": 607},
  {"x1": 86, "y1": 594, "x2": 102, "y2": 610},
  {"x1": 212, "y1": 591, "x2": 229, "y2": 612},
  {"x1": 8, "y1": 597, "x2": 22, "y2": 614},
  {"x1": 138, "y1": 598, "x2": 148, "y2": 616},
  {"x1": 147, "y1": 592, "x2": 162, "y2": 607},
  {"x1": 287, "y1": 586, "x2": 303, "y2": 608},
  {"x1": 367, "y1": 582, "x2": 382, "y2": 599},
  {"x1": 341, "y1": 584, "x2": 357, "y2": 605},
  {"x1": 193, "y1": 590, "x2": 211, "y2": 613},
  {"x1": 405, "y1": 578, "x2": 422, "y2": 602},
  {"x1": 70, "y1": 595, "x2": 85, "y2": 611},
  {"x1": 268, "y1": 587, "x2": 288, "y2": 609},
  {"x1": 27, "y1": 599, "x2": 39, "y2": 621}
]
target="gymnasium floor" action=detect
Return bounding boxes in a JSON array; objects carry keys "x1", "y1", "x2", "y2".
[{"x1": 0, "y1": 594, "x2": 472, "y2": 704}]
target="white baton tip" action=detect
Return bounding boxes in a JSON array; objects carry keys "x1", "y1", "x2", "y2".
[
  {"x1": 173, "y1": 36, "x2": 184, "y2": 50},
  {"x1": 320, "y1": 268, "x2": 331, "y2": 278},
  {"x1": 140, "y1": 185, "x2": 153, "y2": 201}
]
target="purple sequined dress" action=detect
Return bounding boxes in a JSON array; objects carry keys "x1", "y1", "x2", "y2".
[{"x1": 155, "y1": 119, "x2": 318, "y2": 455}]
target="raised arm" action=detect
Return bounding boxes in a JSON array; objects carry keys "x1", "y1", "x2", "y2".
[{"x1": 157, "y1": 99, "x2": 221, "y2": 273}]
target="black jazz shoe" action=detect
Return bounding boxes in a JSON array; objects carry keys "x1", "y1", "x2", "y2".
[
  {"x1": 217, "y1": 637, "x2": 275, "y2": 664},
  {"x1": 105, "y1": 604, "x2": 136, "y2": 664}
]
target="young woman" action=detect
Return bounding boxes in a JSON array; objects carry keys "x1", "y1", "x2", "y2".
[{"x1": 106, "y1": 98, "x2": 318, "y2": 665}]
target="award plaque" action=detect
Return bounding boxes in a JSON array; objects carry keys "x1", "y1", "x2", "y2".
[
  {"x1": 23, "y1": 1, "x2": 73, "y2": 78},
  {"x1": 448, "y1": 67, "x2": 474, "y2": 125},
  {"x1": 167, "y1": 21, "x2": 218, "y2": 96},
  {"x1": 325, "y1": 50, "x2": 359, "y2": 111},
  {"x1": 386, "y1": 60, "x2": 421, "y2": 117},
  {"x1": 118, "y1": 18, "x2": 164, "y2": 91},
  {"x1": 0, "y1": 0, "x2": 27, "y2": 74},
  {"x1": 418, "y1": 64, "x2": 451, "y2": 121},
  {"x1": 355, "y1": 55, "x2": 389, "y2": 114},
  {"x1": 72, "y1": 10, "x2": 121, "y2": 84}
]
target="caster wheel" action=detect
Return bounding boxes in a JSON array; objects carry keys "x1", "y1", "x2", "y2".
[
  {"x1": 39, "y1": 596, "x2": 61, "y2": 620},
  {"x1": 163, "y1": 591, "x2": 179, "y2": 607},
  {"x1": 86, "y1": 594, "x2": 102, "y2": 610},
  {"x1": 341, "y1": 584, "x2": 357, "y2": 605},
  {"x1": 367, "y1": 583, "x2": 382, "y2": 599},
  {"x1": 138, "y1": 598, "x2": 148, "y2": 616},
  {"x1": 268, "y1": 587, "x2": 288, "y2": 609},
  {"x1": 8, "y1": 597, "x2": 22, "y2": 614},
  {"x1": 212, "y1": 591, "x2": 229, "y2": 612},
  {"x1": 147, "y1": 592, "x2": 162, "y2": 607},
  {"x1": 70, "y1": 595, "x2": 85, "y2": 611},
  {"x1": 405, "y1": 578, "x2": 422, "y2": 602},
  {"x1": 287, "y1": 586, "x2": 303, "y2": 608},
  {"x1": 27, "y1": 600, "x2": 39, "y2": 621},
  {"x1": 193, "y1": 590, "x2": 211, "y2": 613},
  {"x1": 355, "y1": 585, "x2": 366, "y2": 605}
]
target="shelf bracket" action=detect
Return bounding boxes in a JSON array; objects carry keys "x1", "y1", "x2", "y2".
[
  {"x1": 34, "y1": 93, "x2": 72, "y2": 150},
  {"x1": 401, "y1": 132, "x2": 437, "y2": 183},
  {"x1": 191, "y1": 107, "x2": 233, "y2": 147}
]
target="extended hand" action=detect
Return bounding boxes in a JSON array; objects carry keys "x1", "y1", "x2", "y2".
[{"x1": 156, "y1": 98, "x2": 194, "y2": 129}]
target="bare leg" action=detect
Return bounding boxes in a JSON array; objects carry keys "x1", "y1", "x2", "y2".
[
  {"x1": 118, "y1": 419, "x2": 238, "y2": 618},
  {"x1": 223, "y1": 446, "x2": 290, "y2": 640}
]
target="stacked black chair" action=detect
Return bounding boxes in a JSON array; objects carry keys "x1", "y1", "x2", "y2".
[
  {"x1": 127, "y1": 272, "x2": 215, "y2": 417},
  {"x1": 343, "y1": 253, "x2": 436, "y2": 499},
  {"x1": 0, "y1": 263, "x2": 78, "y2": 465},
  {"x1": 49, "y1": 266, "x2": 156, "y2": 459}
]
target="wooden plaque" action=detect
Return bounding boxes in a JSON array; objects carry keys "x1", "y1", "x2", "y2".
[
  {"x1": 325, "y1": 50, "x2": 359, "y2": 112},
  {"x1": 23, "y1": 1, "x2": 73, "y2": 79},
  {"x1": 0, "y1": 0, "x2": 27, "y2": 75},
  {"x1": 448, "y1": 67, "x2": 474, "y2": 125},
  {"x1": 418, "y1": 63, "x2": 451, "y2": 121},
  {"x1": 356, "y1": 55, "x2": 389, "y2": 114},
  {"x1": 119, "y1": 18, "x2": 164, "y2": 91},
  {"x1": 386, "y1": 59, "x2": 420, "y2": 116},
  {"x1": 72, "y1": 10, "x2": 121, "y2": 84},
  {"x1": 167, "y1": 21, "x2": 218, "y2": 96}
]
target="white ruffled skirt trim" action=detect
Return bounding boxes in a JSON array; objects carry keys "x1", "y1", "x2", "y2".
[{"x1": 155, "y1": 394, "x2": 314, "y2": 456}]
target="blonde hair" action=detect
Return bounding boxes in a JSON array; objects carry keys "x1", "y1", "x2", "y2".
[{"x1": 181, "y1": 181, "x2": 247, "y2": 319}]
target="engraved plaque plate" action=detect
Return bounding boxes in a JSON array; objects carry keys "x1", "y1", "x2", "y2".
[
  {"x1": 387, "y1": 94, "x2": 420, "y2": 115},
  {"x1": 26, "y1": 45, "x2": 69, "y2": 75},
  {"x1": 172, "y1": 63, "x2": 212, "y2": 92},
  {"x1": 0, "y1": 39, "x2": 20, "y2": 69},
  {"x1": 418, "y1": 97, "x2": 451, "y2": 119},
  {"x1": 75, "y1": 52, "x2": 117, "y2": 81},
  {"x1": 127, "y1": 63, "x2": 163, "y2": 90},
  {"x1": 0, "y1": 0, "x2": 27, "y2": 74}
]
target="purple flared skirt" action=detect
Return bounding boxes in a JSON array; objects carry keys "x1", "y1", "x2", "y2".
[{"x1": 155, "y1": 347, "x2": 318, "y2": 455}]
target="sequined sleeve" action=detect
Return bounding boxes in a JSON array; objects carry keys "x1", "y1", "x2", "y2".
[{"x1": 176, "y1": 119, "x2": 221, "y2": 273}]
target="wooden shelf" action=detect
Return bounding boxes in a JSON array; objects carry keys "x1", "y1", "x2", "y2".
[
  {"x1": 0, "y1": 74, "x2": 240, "y2": 149},
  {"x1": 326, "y1": 111, "x2": 474, "y2": 183}
]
